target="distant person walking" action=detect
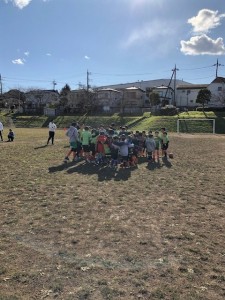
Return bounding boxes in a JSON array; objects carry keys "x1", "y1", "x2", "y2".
[
  {"x1": 7, "y1": 129, "x2": 15, "y2": 142},
  {"x1": 47, "y1": 119, "x2": 57, "y2": 145},
  {"x1": 0, "y1": 121, "x2": 3, "y2": 141}
]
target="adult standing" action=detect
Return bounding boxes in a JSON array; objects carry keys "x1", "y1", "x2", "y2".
[
  {"x1": 47, "y1": 119, "x2": 57, "y2": 145},
  {"x1": 0, "y1": 121, "x2": 3, "y2": 141}
]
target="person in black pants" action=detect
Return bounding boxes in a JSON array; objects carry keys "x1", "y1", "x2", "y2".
[
  {"x1": 47, "y1": 120, "x2": 57, "y2": 145},
  {"x1": 0, "y1": 121, "x2": 3, "y2": 141}
]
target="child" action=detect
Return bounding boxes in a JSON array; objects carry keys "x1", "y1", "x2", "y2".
[
  {"x1": 153, "y1": 130, "x2": 161, "y2": 162},
  {"x1": 145, "y1": 133, "x2": 156, "y2": 163},
  {"x1": 159, "y1": 127, "x2": 166, "y2": 156},
  {"x1": 95, "y1": 131, "x2": 107, "y2": 164},
  {"x1": 112, "y1": 135, "x2": 134, "y2": 168},
  {"x1": 64, "y1": 122, "x2": 79, "y2": 162},
  {"x1": 7, "y1": 129, "x2": 14, "y2": 142},
  {"x1": 89, "y1": 129, "x2": 98, "y2": 161},
  {"x1": 110, "y1": 136, "x2": 120, "y2": 169},
  {"x1": 81, "y1": 126, "x2": 92, "y2": 162},
  {"x1": 161, "y1": 131, "x2": 169, "y2": 158}
]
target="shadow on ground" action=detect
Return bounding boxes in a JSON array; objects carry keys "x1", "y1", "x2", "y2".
[
  {"x1": 48, "y1": 156, "x2": 172, "y2": 181},
  {"x1": 49, "y1": 161, "x2": 133, "y2": 181}
]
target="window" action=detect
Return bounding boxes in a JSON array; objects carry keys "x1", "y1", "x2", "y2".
[{"x1": 218, "y1": 87, "x2": 222, "y2": 91}]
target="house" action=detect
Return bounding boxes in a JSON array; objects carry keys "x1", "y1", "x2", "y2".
[
  {"x1": 121, "y1": 87, "x2": 145, "y2": 113},
  {"x1": 96, "y1": 88, "x2": 122, "y2": 113},
  {"x1": 208, "y1": 77, "x2": 225, "y2": 107},
  {"x1": 25, "y1": 90, "x2": 60, "y2": 113},
  {"x1": 68, "y1": 89, "x2": 97, "y2": 113},
  {"x1": 151, "y1": 85, "x2": 174, "y2": 106},
  {"x1": 176, "y1": 77, "x2": 225, "y2": 108},
  {"x1": 176, "y1": 84, "x2": 208, "y2": 108}
]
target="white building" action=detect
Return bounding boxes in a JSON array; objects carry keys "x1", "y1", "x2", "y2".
[
  {"x1": 176, "y1": 77, "x2": 225, "y2": 108},
  {"x1": 151, "y1": 85, "x2": 174, "y2": 106},
  {"x1": 208, "y1": 77, "x2": 225, "y2": 107},
  {"x1": 176, "y1": 84, "x2": 208, "y2": 108}
]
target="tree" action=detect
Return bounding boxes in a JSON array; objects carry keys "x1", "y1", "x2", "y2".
[
  {"x1": 196, "y1": 89, "x2": 211, "y2": 110},
  {"x1": 60, "y1": 84, "x2": 71, "y2": 96},
  {"x1": 59, "y1": 84, "x2": 71, "y2": 111},
  {"x1": 149, "y1": 92, "x2": 160, "y2": 106}
]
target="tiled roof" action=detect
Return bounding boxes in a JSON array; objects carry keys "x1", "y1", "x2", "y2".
[
  {"x1": 177, "y1": 84, "x2": 208, "y2": 89},
  {"x1": 210, "y1": 77, "x2": 225, "y2": 84}
]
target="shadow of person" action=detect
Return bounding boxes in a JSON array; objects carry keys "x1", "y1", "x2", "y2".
[
  {"x1": 48, "y1": 161, "x2": 76, "y2": 173},
  {"x1": 162, "y1": 157, "x2": 172, "y2": 168},
  {"x1": 114, "y1": 167, "x2": 131, "y2": 181},
  {"x1": 34, "y1": 145, "x2": 48, "y2": 150},
  {"x1": 146, "y1": 161, "x2": 162, "y2": 170}
]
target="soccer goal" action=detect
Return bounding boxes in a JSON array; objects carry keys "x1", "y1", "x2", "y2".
[{"x1": 177, "y1": 118, "x2": 215, "y2": 134}]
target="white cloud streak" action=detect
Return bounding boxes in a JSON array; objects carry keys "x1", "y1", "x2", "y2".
[
  {"x1": 84, "y1": 55, "x2": 90, "y2": 60},
  {"x1": 180, "y1": 34, "x2": 225, "y2": 55},
  {"x1": 24, "y1": 51, "x2": 29, "y2": 56},
  {"x1": 188, "y1": 9, "x2": 225, "y2": 33},
  {"x1": 124, "y1": 0, "x2": 164, "y2": 11},
  {"x1": 12, "y1": 58, "x2": 25, "y2": 65},
  {"x1": 122, "y1": 20, "x2": 176, "y2": 48}
]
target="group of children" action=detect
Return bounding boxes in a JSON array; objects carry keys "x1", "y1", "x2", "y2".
[{"x1": 63, "y1": 122, "x2": 170, "y2": 168}]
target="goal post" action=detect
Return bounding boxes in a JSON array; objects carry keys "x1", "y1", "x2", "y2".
[{"x1": 177, "y1": 118, "x2": 215, "y2": 134}]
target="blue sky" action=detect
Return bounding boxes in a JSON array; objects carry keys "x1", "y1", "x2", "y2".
[{"x1": 1, "y1": 0, "x2": 225, "y2": 92}]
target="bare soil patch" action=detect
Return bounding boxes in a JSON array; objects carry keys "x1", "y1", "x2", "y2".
[{"x1": 0, "y1": 129, "x2": 225, "y2": 299}]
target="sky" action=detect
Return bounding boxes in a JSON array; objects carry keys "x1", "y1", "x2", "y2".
[{"x1": 0, "y1": 0, "x2": 225, "y2": 92}]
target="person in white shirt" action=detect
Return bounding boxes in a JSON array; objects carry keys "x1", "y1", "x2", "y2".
[
  {"x1": 47, "y1": 120, "x2": 57, "y2": 145},
  {"x1": 0, "y1": 121, "x2": 3, "y2": 141}
]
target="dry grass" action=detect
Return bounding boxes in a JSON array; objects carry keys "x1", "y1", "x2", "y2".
[{"x1": 0, "y1": 128, "x2": 225, "y2": 299}]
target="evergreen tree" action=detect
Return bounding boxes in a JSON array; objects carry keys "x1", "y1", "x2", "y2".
[{"x1": 196, "y1": 89, "x2": 211, "y2": 111}]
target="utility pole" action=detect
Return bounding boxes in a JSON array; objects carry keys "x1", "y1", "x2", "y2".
[
  {"x1": 52, "y1": 80, "x2": 57, "y2": 90},
  {"x1": 213, "y1": 59, "x2": 224, "y2": 78},
  {"x1": 172, "y1": 64, "x2": 179, "y2": 106},
  {"x1": 86, "y1": 69, "x2": 91, "y2": 91},
  {"x1": 0, "y1": 74, "x2": 2, "y2": 95}
]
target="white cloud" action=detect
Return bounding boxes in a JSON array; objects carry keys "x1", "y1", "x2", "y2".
[
  {"x1": 46, "y1": 53, "x2": 52, "y2": 56},
  {"x1": 4, "y1": 0, "x2": 32, "y2": 9},
  {"x1": 180, "y1": 34, "x2": 225, "y2": 55},
  {"x1": 188, "y1": 9, "x2": 225, "y2": 33},
  {"x1": 84, "y1": 55, "x2": 90, "y2": 60},
  {"x1": 122, "y1": 20, "x2": 176, "y2": 48},
  {"x1": 24, "y1": 51, "x2": 29, "y2": 56},
  {"x1": 125, "y1": 0, "x2": 164, "y2": 11},
  {"x1": 12, "y1": 58, "x2": 25, "y2": 65}
]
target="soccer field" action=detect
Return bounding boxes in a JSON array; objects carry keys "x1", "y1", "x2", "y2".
[{"x1": 1, "y1": 129, "x2": 225, "y2": 299}]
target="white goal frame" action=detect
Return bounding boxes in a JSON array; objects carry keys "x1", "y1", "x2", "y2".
[{"x1": 177, "y1": 118, "x2": 215, "y2": 134}]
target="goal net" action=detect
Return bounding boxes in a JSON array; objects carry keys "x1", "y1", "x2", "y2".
[{"x1": 177, "y1": 118, "x2": 215, "y2": 134}]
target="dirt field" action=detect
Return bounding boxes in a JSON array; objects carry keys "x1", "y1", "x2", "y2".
[{"x1": 0, "y1": 129, "x2": 225, "y2": 300}]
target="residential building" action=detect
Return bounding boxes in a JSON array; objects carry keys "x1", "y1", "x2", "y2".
[
  {"x1": 96, "y1": 88, "x2": 122, "y2": 113},
  {"x1": 208, "y1": 77, "x2": 225, "y2": 107},
  {"x1": 176, "y1": 77, "x2": 225, "y2": 108},
  {"x1": 25, "y1": 90, "x2": 60, "y2": 113},
  {"x1": 176, "y1": 84, "x2": 208, "y2": 108},
  {"x1": 121, "y1": 87, "x2": 145, "y2": 113},
  {"x1": 151, "y1": 85, "x2": 174, "y2": 106}
]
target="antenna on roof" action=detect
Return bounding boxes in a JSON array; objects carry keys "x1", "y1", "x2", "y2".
[{"x1": 213, "y1": 59, "x2": 224, "y2": 77}]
